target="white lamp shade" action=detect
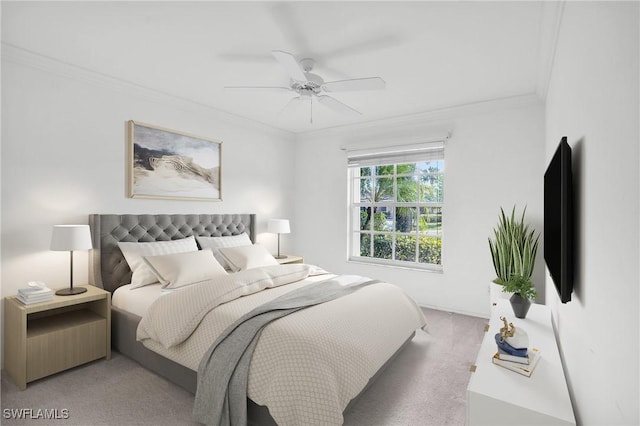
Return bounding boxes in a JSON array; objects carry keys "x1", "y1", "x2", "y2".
[
  {"x1": 50, "y1": 225, "x2": 93, "y2": 251},
  {"x1": 268, "y1": 219, "x2": 290, "y2": 234}
]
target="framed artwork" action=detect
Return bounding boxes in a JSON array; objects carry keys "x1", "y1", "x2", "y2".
[{"x1": 127, "y1": 121, "x2": 222, "y2": 201}]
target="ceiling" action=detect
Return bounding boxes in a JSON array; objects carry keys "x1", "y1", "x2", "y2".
[{"x1": 2, "y1": 1, "x2": 553, "y2": 134}]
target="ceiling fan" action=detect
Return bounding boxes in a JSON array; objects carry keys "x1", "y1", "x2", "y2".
[{"x1": 225, "y1": 50, "x2": 385, "y2": 123}]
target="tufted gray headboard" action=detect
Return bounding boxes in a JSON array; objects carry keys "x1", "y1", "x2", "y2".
[{"x1": 89, "y1": 214, "x2": 256, "y2": 293}]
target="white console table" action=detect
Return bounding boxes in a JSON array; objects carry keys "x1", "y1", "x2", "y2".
[{"x1": 466, "y1": 300, "x2": 575, "y2": 425}]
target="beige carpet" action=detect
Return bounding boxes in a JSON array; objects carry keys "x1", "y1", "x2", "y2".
[{"x1": 1, "y1": 308, "x2": 486, "y2": 426}]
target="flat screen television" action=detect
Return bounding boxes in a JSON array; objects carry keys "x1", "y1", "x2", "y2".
[{"x1": 544, "y1": 137, "x2": 573, "y2": 303}]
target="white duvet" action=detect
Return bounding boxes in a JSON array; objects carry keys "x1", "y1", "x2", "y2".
[{"x1": 137, "y1": 264, "x2": 427, "y2": 426}]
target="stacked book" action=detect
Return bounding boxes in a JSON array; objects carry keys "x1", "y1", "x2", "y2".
[
  {"x1": 492, "y1": 332, "x2": 541, "y2": 377},
  {"x1": 17, "y1": 285, "x2": 54, "y2": 305}
]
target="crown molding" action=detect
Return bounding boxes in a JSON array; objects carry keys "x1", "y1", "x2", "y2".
[
  {"x1": 297, "y1": 93, "x2": 543, "y2": 142},
  {"x1": 536, "y1": 1, "x2": 565, "y2": 100},
  {"x1": 1, "y1": 42, "x2": 292, "y2": 139}
]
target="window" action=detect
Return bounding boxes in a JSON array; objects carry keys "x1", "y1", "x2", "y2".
[{"x1": 348, "y1": 142, "x2": 444, "y2": 270}]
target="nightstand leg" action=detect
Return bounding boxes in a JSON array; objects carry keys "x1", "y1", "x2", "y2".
[{"x1": 4, "y1": 299, "x2": 27, "y2": 390}]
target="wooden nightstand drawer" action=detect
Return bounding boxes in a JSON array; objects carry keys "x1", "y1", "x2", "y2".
[{"x1": 27, "y1": 309, "x2": 107, "y2": 381}]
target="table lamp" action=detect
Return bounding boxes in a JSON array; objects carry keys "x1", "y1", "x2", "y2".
[
  {"x1": 268, "y1": 219, "x2": 290, "y2": 259},
  {"x1": 51, "y1": 224, "x2": 92, "y2": 295}
]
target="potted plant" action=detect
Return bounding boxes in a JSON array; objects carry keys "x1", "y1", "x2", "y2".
[
  {"x1": 501, "y1": 274, "x2": 537, "y2": 318},
  {"x1": 488, "y1": 206, "x2": 540, "y2": 309}
]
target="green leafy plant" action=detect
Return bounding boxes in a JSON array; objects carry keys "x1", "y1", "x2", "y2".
[
  {"x1": 501, "y1": 274, "x2": 537, "y2": 300},
  {"x1": 488, "y1": 206, "x2": 540, "y2": 285},
  {"x1": 359, "y1": 234, "x2": 442, "y2": 265}
]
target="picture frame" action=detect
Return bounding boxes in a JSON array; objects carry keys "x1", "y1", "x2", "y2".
[{"x1": 127, "y1": 120, "x2": 222, "y2": 201}]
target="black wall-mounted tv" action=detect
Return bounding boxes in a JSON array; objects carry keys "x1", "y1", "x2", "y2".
[{"x1": 544, "y1": 137, "x2": 574, "y2": 303}]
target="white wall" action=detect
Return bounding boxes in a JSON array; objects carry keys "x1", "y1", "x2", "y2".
[
  {"x1": 293, "y1": 96, "x2": 545, "y2": 318},
  {"x1": 1, "y1": 49, "x2": 295, "y2": 307},
  {"x1": 545, "y1": 2, "x2": 639, "y2": 425}
]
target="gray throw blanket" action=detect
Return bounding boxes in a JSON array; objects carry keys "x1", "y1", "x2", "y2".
[{"x1": 192, "y1": 277, "x2": 381, "y2": 426}]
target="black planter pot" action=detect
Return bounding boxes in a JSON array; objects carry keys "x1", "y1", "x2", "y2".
[{"x1": 510, "y1": 293, "x2": 532, "y2": 318}]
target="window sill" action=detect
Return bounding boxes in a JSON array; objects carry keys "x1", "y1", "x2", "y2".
[{"x1": 347, "y1": 257, "x2": 443, "y2": 273}]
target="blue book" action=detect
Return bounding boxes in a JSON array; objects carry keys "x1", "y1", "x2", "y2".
[{"x1": 494, "y1": 333, "x2": 527, "y2": 357}]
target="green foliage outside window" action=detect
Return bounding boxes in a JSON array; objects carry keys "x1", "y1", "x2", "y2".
[
  {"x1": 373, "y1": 234, "x2": 392, "y2": 259},
  {"x1": 419, "y1": 236, "x2": 442, "y2": 264},
  {"x1": 358, "y1": 234, "x2": 442, "y2": 265},
  {"x1": 354, "y1": 160, "x2": 443, "y2": 268},
  {"x1": 395, "y1": 235, "x2": 416, "y2": 262}
]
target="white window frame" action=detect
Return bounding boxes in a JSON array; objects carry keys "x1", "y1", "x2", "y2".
[{"x1": 347, "y1": 141, "x2": 445, "y2": 271}]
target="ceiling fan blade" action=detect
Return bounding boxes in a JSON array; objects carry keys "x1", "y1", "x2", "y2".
[
  {"x1": 272, "y1": 50, "x2": 307, "y2": 82},
  {"x1": 317, "y1": 95, "x2": 361, "y2": 116},
  {"x1": 322, "y1": 77, "x2": 386, "y2": 92},
  {"x1": 279, "y1": 96, "x2": 306, "y2": 115},
  {"x1": 225, "y1": 86, "x2": 292, "y2": 93}
]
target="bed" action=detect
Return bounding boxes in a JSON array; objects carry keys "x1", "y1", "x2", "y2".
[{"x1": 89, "y1": 213, "x2": 426, "y2": 426}]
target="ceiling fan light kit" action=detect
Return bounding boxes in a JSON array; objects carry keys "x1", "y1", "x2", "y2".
[{"x1": 226, "y1": 50, "x2": 385, "y2": 123}]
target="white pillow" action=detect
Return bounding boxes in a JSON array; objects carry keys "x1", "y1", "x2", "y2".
[
  {"x1": 142, "y1": 250, "x2": 228, "y2": 289},
  {"x1": 218, "y1": 244, "x2": 279, "y2": 272},
  {"x1": 196, "y1": 234, "x2": 252, "y2": 270},
  {"x1": 118, "y1": 236, "x2": 198, "y2": 288}
]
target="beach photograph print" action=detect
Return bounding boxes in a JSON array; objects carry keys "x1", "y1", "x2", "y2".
[{"x1": 128, "y1": 121, "x2": 221, "y2": 201}]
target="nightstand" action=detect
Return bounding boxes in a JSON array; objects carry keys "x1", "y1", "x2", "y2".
[
  {"x1": 4, "y1": 285, "x2": 111, "y2": 390},
  {"x1": 276, "y1": 255, "x2": 304, "y2": 264}
]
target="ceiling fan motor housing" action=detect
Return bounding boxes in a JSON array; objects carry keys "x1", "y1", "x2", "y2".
[{"x1": 291, "y1": 71, "x2": 324, "y2": 95}]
